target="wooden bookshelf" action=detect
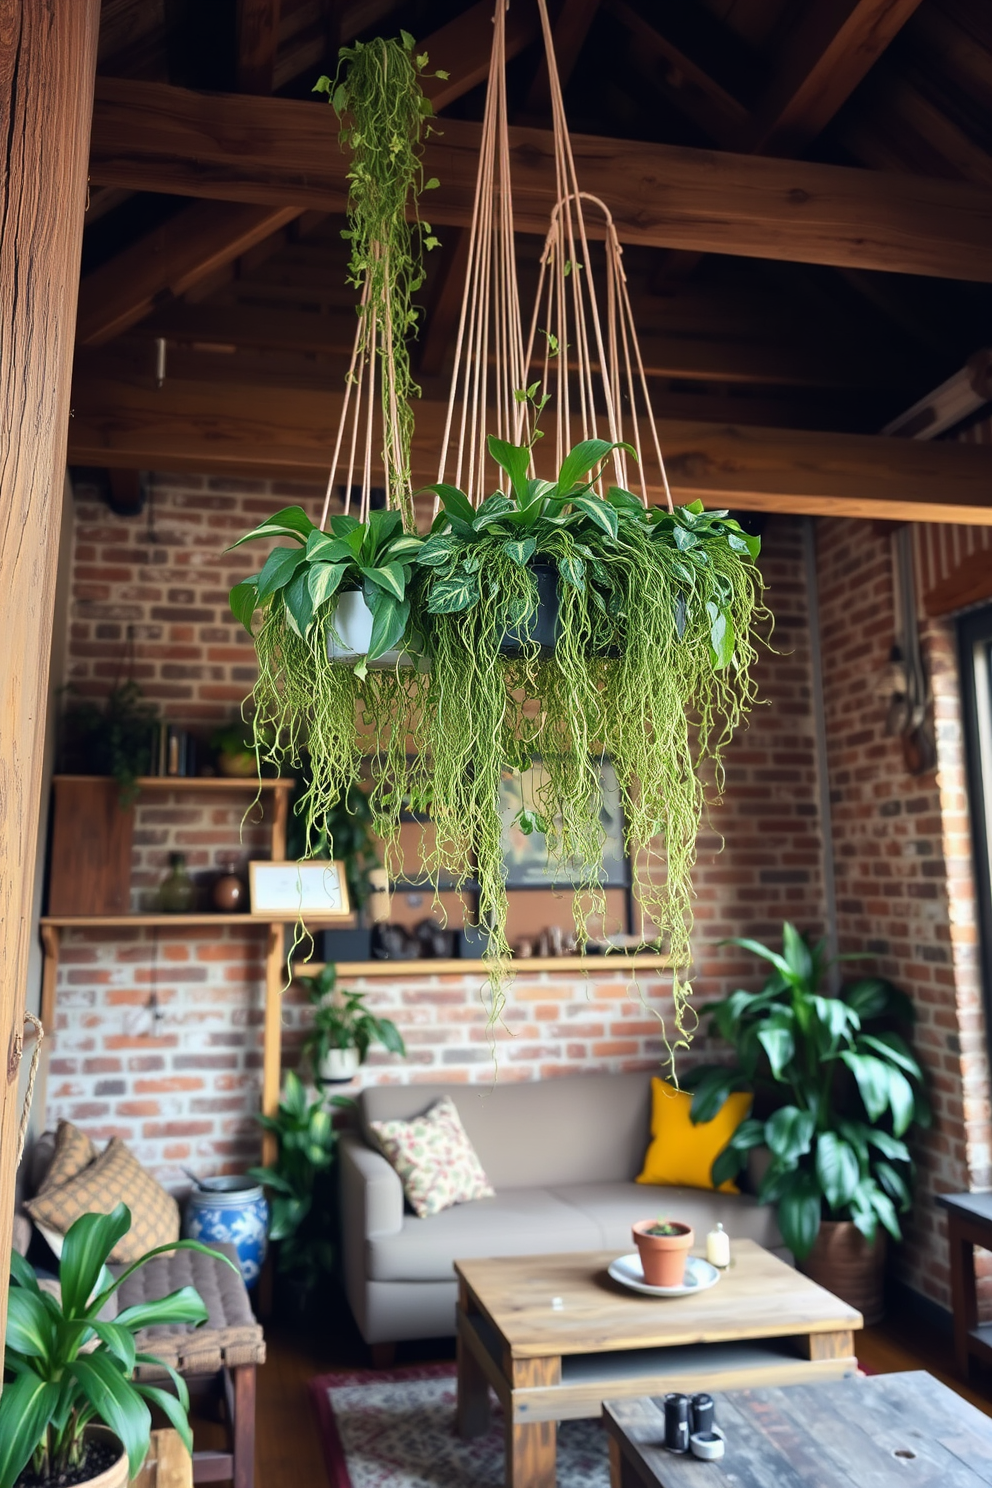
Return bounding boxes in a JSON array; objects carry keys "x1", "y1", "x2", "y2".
[{"x1": 292, "y1": 955, "x2": 672, "y2": 977}]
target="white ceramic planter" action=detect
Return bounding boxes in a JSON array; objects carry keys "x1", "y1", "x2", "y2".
[
  {"x1": 327, "y1": 590, "x2": 410, "y2": 668},
  {"x1": 319, "y1": 1046, "x2": 361, "y2": 1083}
]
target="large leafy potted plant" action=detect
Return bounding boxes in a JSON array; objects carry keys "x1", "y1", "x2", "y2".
[
  {"x1": 299, "y1": 964, "x2": 406, "y2": 1083},
  {"x1": 0, "y1": 1203, "x2": 235, "y2": 1488},
  {"x1": 685, "y1": 924, "x2": 929, "y2": 1322},
  {"x1": 249, "y1": 1072, "x2": 348, "y2": 1310},
  {"x1": 411, "y1": 430, "x2": 764, "y2": 1021}
]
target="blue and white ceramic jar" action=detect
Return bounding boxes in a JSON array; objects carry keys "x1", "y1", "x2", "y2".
[{"x1": 183, "y1": 1176, "x2": 269, "y2": 1286}]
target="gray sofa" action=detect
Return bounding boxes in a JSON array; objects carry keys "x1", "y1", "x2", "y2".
[{"x1": 340, "y1": 1070, "x2": 782, "y2": 1346}]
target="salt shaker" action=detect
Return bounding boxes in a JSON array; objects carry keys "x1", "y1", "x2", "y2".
[{"x1": 706, "y1": 1221, "x2": 730, "y2": 1268}]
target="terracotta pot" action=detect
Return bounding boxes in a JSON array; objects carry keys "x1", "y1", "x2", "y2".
[
  {"x1": 632, "y1": 1219, "x2": 694, "y2": 1288},
  {"x1": 75, "y1": 1426, "x2": 129, "y2": 1488},
  {"x1": 799, "y1": 1219, "x2": 887, "y2": 1325}
]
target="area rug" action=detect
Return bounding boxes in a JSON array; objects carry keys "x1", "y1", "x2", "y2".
[{"x1": 309, "y1": 1363, "x2": 609, "y2": 1488}]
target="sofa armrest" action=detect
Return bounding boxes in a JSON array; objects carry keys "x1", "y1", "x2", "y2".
[{"x1": 339, "y1": 1132, "x2": 404, "y2": 1238}]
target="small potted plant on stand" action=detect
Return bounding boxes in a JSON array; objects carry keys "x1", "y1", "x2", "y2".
[
  {"x1": 684, "y1": 923, "x2": 929, "y2": 1323},
  {"x1": 0, "y1": 1203, "x2": 235, "y2": 1488},
  {"x1": 299, "y1": 964, "x2": 406, "y2": 1083}
]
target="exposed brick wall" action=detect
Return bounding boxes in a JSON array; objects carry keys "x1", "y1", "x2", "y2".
[
  {"x1": 815, "y1": 516, "x2": 992, "y2": 1311},
  {"x1": 45, "y1": 477, "x2": 826, "y2": 1191}
]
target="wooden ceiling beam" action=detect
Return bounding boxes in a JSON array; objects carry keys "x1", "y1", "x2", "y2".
[
  {"x1": 76, "y1": 201, "x2": 301, "y2": 347},
  {"x1": 421, "y1": 1, "x2": 540, "y2": 113},
  {"x1": 87, "y1": 80, "x2": 992, "y2": 282},
  {"x1": 748, "y1": 0, "x2": 925, "y2": 155},
  {"x1": 525, "y1": 0, "x2": 602, "y2": 113},
  {"x1": 67, "y1": 370, "x2": 992, "y2": 525},
  {"x1": 140, "y1": 299, "x2": 919, "y2": 392},
  {"x1": 237, "y1": 0, "x2": 281, "y2": 94}
]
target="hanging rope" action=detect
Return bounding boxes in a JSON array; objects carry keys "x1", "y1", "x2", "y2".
[{"x1": 16, "y1": 1012, "x2": 44, "y2": 1168}]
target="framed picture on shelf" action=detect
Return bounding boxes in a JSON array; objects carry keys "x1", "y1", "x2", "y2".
[
  {"x1": 499, "y1": 759, "x2": 629, "y2": 889},
  {"x1": 249, "y1": 860, "x2": 351, "y2": 920}
]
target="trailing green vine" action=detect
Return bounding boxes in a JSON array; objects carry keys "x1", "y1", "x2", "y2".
[{"x1": 315, "y1": 33, "x2": 445, "y2": 529}]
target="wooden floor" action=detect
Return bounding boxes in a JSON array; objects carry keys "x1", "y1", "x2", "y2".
[{"x1": 237, "y1": 1285, "x2": 992, "y2": 1486}]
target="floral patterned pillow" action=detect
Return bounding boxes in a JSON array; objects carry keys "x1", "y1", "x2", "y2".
[{"x1": 370, "y1": 1097, "x2": 495, "y2": 1218}]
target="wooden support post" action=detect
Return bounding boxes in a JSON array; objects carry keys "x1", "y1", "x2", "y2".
[
  {"x1": 261, "y1": 922, "x2": 284, "y2": 1167},
  {"x1": 270, "y1": 783, "x2": 290, "y2": 862},
  {"x1": 40, "y1": 926, "x2": 61, "y2": 1038},
  {"x1": 0, "y1": 0, "x2": 101, "y2": 1361}
]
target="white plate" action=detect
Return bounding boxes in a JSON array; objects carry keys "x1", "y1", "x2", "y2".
[{"x1": 608, "y1": 1252, "x2": 721, "y2": 1298}]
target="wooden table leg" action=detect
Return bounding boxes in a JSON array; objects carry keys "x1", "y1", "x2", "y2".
[
  {"x1": 609, "y1": 1435, "x2": 643, "y2": 1488},
  {"x1": 506, "y1": 1419, "x2": 556, "y2": 1488},
  {"x1": 456, "y1": 1322, "x2": 490, "y2": 1438},
  {"x1": 801, "y1": 1329, "x2": 856, "y2": 1361},
  {"x1": 948, "y1": 1214, "x2": 978, "y2": 1377}
]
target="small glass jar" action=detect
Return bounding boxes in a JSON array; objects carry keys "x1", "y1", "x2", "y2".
[
  {"x1": 159, "y1": 852, "x2": 195, "y2": 913},
  {"x1": 706, "y1": 1222, "x2": 730, "y2": 1269}
]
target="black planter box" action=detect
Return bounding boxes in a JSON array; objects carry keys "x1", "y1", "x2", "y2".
[
  {"x1": 322, "y1": 928, "x2": 372, "y2": 962},
  {"x1": 500, "y1": 564, "x2": 560, "y2": 655}
]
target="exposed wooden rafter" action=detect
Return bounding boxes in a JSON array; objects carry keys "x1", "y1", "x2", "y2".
[
  {"x1": 525, "y1": 0, "x2": 602, "y2": 113},
  {"x1": 87, "y1": 80, "x2": 992, "y2": 281},
  {"x1": 421, "y1": 0, "x2": 540, "y2": 112},
  {"x1": 67, "y1": 369, "x2": 992, "y2": 525},
  {"x1": 237, "y1": 0, "x2": 281, "y2": 93},
  {"x1": 76, "y1": 202, "x2": 301, "y2": 347},
  {"x1": 748, "y1": 0, "x2": 926, "y2": 155}
]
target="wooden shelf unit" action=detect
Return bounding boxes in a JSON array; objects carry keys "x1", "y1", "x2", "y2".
[
  {"x1": 292, "y1": 954, "x2": 671, "y2": 977},
  {"x1": 42, "y1": 774, "x2": 295, "y2": 1164}
]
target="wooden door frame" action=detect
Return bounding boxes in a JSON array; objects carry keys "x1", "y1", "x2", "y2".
[{"x1": 0, "y1": 0, "x2": 102, "y2": 1361}]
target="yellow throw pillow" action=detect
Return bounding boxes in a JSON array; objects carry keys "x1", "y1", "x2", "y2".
[
  {"x1": 39, "y1": 1120, "x2": 97, "y2": 1193},
  {"x1": 637, "y1": 1077, "x2": 751, "y2": 1194},
  {"x1": 26, "y1": 1137, "x2": 179, "y2": 1262}
]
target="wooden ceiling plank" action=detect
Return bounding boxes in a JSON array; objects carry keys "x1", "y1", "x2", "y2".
[
  {"x1": 76, "y1": 200, "x2": 301, "y2": 347},
  {"x1": 87, "y1": 80, "x2": 992, "y2": 281},
  {"x1": 421, "y1": 0, "x2": 541, "y2": 113},
  {"x1": 237, "y1": 0, "x2": 281, "y2": 93},
  {"x1": 749, "y1": 0, "x2": 925, "y2": 154},
  {"x1": 67, "y1": 371, "x2": 992, "y2": 525},
  {"x1": 525, "y1": 0, "x2": 602, "y2": 113}
]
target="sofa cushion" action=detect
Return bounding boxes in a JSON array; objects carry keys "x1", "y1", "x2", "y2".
[
  {"x1": 365, "y1": 1187, "x2": 602, "y2": 1282},
  {"x1": 550, "y1": 1181, "x2": 784, "y2": 1253},
  {"x1": 39, "y1": 1120, "x2": 96, "y2": 1193},
  {"x1": 637, "y1": 1078, "x2": 752, "y2": 1193},
  {"x1": 369, "y1": 1097, "x2": 495, "y2": 1218},
  {"x1": 25, "y1": 1137, "x2": 180, "y2": 1263},
  {"x1": 359, "y1": 1071, "x2": 654, "y2": 1190}
]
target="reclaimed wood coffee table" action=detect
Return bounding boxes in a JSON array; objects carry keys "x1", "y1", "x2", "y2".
[
  {"x1": 455, "y1": 1240, "x2": 861, "y2": 1488},
  {"x1": 604, "y1": 1371, "x2": 992, "y2": 1487}
]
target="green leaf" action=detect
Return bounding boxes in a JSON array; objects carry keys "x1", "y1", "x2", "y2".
[
  {"x1": 841, "y1": 1051, "x2": 898, "y2": 1125},
  {"x1": 115, "y1": 1285, "x2": 209, "y2": 1333},
  {"x1": 364, "y1": 561, "x2": 407, "y2": 602},
  {"x1": 283, "y1": 566, "x2": 315, "y2": 637},
  {"x1": 558, "y1": 556, "x2": 586, "y2": 590},
  {"x1": 487, "y1": 436, "x2": 531, "y2": 502},
  {"x1": 811, "y1": 995, "x2": 859, "y2": 1044},
  {"x1": 687, "y1": 1067, "x2": 751, "y2": 1124},
  {"x1": 865, "y1": 1129, "x2": 911, "y2": 1163},
  {"x1": 367, "y1": 595, "x2": 410, "y2": 661},
  {"x1": 385, "y1": 534, "x2": 423, "y2": 561},
  {"x1": 706, "y1": 601, "x2": 735, "y2": 669},
  {"x1": 869, "y1": 1186, "x2": 902, "y2": 1241},
  {"x1": 306, "y1": 532, "x2": 355, "y2": 563},
  {"x1": 427, "y1": 574, "x2": 480, "y2": 614},
  {"x1": 227, "y1": 506, "x2": 314, "y2": 550},
  {"x1": 0, "y1": 1371, "x2": 61, "y2": 1488},
  {"x1": 777, "y1": 1170, "x2": 822, "y2": 1260},
  {"x1": 5, "y1": 1288, "x2": 55, "y2": 1363},
  {"x1": 133, "y1": 1384, "x2": 194, "y2": 1456},
  {"x1": 229, "y1": 581, "x2": 260, "y2": 634},
  {"x1": 816, "y1": 1133, "x2": 860, "y2": 1210},
  {"x1": 426, "y1": 482, "x2": 477, "y2": 525},
  {"x1": 557, "y1": 439, "x2": 633, "y2": 495},
  {"x1": 308, "y1": 561, "x2": 348, "y2": 610},
  {"x1": 569, "y1": 494, "x2": 619, "y2": 540},
  {"x1": 757, "y1": 1023, "x2": 795, "y2": 1079},
  {"x1": 765, "y1": 1106, "x2": 815, "y2": 1164},
  {"x1": 417, "y1": 533, "x2": 460, "y2": 567},
  {"x1": 73, "y1": 1353, "x2": 152, "y2": 1480},
  {"x1": 503, "y1": 537, "x2": 537, "y2": 567},
  {"x1": 256, "y1": 545, "x2": 307, "y2": 601},
  {"x1": 92, "y1": 1320, "x2": 137, "y2": 1374},
  {"x1": 60, "y1": 1205, "x2": 131, "y2": 1318},
  {"x1": 874, "y1": 1160, "x2": 911, "y2": 1209},
  {"x1": 711, "y1": 1145, "x2": 745, "y2": 1189},
  {"x1": 858, "y1": 1031, "x2": 923, "y2": 1082}
]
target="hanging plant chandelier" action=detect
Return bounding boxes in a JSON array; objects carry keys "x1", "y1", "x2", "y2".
[{"x1": 229, "y1": 5, "x2": 769, "y2": 1041}]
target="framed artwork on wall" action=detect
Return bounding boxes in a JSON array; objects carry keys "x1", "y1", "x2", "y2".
[
  {"x1": 249, "y1": 860, "x2": 351, "y2": 919},
  {"x1": 499, "y1": 759, "x2": 629, "y2": 889}
]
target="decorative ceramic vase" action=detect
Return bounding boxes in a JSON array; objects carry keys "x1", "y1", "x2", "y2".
[
  {"x1": 631, "y1": 1219, "x2": 694, "y2": 1288},
  {"x1": 799, "y1": 1219, "x2": 887, "y2": 1325},
  {"x1": 319, "y1": 1046, "x2": 361, "y2": 1083},
  {"x1": 183, "y1": 1175, "x2": 269, "y2": 1286},
  {"x1": 213, "y1": 858, "x2": 246, "y2": 913},
  {"x1": 158, "y1": 852, "x2": 195, "y2": 913}
]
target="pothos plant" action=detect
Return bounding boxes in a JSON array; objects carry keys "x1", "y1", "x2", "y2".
[
  {"x1": 406, "y1": 428, "x2": 764, "y2": 1025},
  {"x1": 684, "y1": 925, "x2": 930, "y2": 1259}
]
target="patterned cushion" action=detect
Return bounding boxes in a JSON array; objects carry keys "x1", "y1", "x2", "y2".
[
  {"x1": 370, "y1": 1096, "x2": 495, "y2": 1219},
  {"x1": 39, "y1": 1120, "x2": 97, "y2": 1193},
  {"x1": 26, "y1": 1138, "x2": 180, "y2": 1263}
]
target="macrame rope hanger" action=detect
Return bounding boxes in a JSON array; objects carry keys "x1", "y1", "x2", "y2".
[{"x1": 436, "y1": 0, "x2": 675, "y2": 517}]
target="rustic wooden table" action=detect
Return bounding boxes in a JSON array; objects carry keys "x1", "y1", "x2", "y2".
[
  {"x1": 604, "y1": 1371, "x2": 992, "y2": 1488},
  {"x1": 455, "y1": 1239, "x2": 862, "y2": 1488}
]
